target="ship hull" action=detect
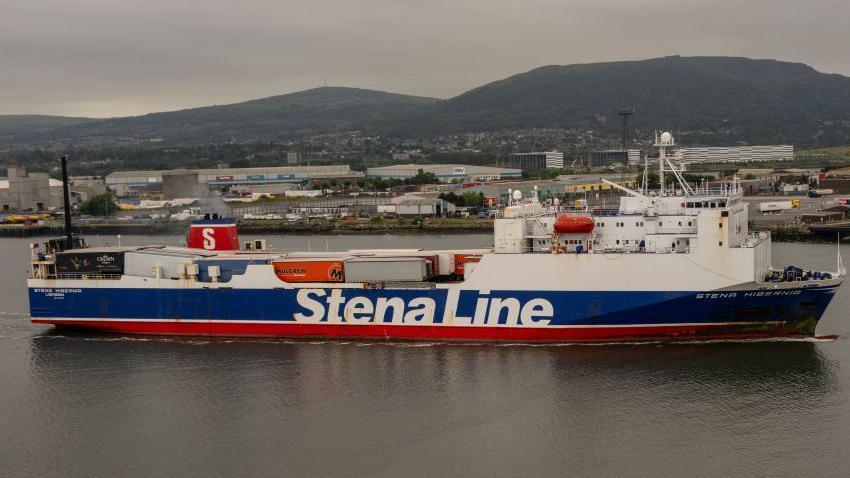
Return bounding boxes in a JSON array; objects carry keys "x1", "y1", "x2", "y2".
[
  {"x1": 32, "y1": 319, "x2": 819, "y2": 343},
  {"x1": 28, "y1": 283, "x2": 839, "y2": 343}
]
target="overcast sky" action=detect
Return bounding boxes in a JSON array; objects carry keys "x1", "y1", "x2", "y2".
[{"x1": 2, "y1": 0, "x2": 849, "y2": 118}]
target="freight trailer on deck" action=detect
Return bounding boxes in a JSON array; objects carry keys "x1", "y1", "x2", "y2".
[
  {"x1": 273, "y1": 258, "x2": 346, "y2": 283},
  {"x1": 343, "y1": 257, "x2": 431, "y2": 282}
]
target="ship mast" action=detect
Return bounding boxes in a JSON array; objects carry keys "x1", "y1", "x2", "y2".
[
  {"x1": 654, "y1": 131, "x2": 675, "y2": 196},
  {"x1": 653, "y1": 131, "x2": 693, "y2": 196}
]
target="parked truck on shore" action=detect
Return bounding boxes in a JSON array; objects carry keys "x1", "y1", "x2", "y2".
[{"x1": 758, "y1": 200, "x2": 800, "y2": 213}]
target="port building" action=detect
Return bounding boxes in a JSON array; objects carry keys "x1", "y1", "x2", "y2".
[
  {"x1": 106, "y1": 165, "x2": 364, "y2": 197},
  {"x1": 457, "y1": 174, "x2": 639, "y2": 207},
  {"x1": 366, "y1": 164, "x2": 521, "y2": 183},
  {"x1": 507, "y1": 152, "x2": 564, "y2": 171},
  {"x1": 0, "y1": 167, "x2": 63, "y2": 212},
  {"x1": 674, "y1": 145, "x2": 793, "y2": 163},
  {"x1": 587, "y1": 150, "x2": 643, "y2": 166}
]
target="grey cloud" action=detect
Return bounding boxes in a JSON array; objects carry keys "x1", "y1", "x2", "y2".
[{"x1": 1, "y1": 0, "x2": 848, "y2": 117}]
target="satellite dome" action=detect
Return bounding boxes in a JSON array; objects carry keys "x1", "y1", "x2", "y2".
[
  {"x1": 512, "y1": 190, "x2": 523, "y2": 201},
  {"x1": 660, "y1": 131, "x2": 673, "y2": 144}
]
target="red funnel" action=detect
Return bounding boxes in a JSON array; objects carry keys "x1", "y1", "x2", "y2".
[{"x1": 187, "y1": 217, "x2": 240, "y2": 251}]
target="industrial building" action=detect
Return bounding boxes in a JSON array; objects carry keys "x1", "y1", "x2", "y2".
[
  {"x1": 556, "y1": 174, "x2": 639, "y2": 194},
  {"x1": 0, "y1": 167, "x2": 63, "y2": 212},
  {"x1": 106, "y1": 165, "x2": 364, "y2": 197},
  {"x1": 366, "y1": 164, "x2": 521, "y2": 183},
  {"x1": 69, "y1": 176, "x2": 107, "y2": 201},
  {"x1": 458, "y1": 174, "x2": 638, "y2": 207},
  {"x1": 388, "y1": 194, "x2": 456, "y2": 217},
  {"x1": 507, "y1": 152, "x2": 564, "y2": 171},
  {"x1": 587, "y1": 150, "x2": 642, "y2": 167},
  {"x1": 674, "y1": 145, "x2": 794, "y2": 163}
]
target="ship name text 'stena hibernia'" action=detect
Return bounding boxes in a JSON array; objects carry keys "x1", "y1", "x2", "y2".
[{"x1": 26, "y1": 134, "x2": 846, "y2": 342}]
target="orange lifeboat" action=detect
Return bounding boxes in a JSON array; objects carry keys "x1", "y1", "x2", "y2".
[{"x1": 553, "y1": 214, "x2": 594, "y2": 234}]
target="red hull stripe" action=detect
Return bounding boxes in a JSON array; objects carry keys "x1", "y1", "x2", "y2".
[{"x1": 31, "y1": 319, "x2": 798, "y2": 343}]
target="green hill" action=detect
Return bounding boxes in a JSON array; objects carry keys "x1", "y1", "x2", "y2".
[
  {"x1": 0, "y1": 115, "x2": 96, "y2": 143},
  {"x1": 4, "y1": 56, "x2": 850, "y2": 148},
  {"x1": 42, "y1": 87, "x2": 437, "y2": 145},
  {"x1": 406, "y1": 56, "x2": 850, "y2": 145}
]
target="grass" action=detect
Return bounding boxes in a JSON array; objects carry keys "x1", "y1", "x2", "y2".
[{"x1": 796, "y1": 146, "x2": 850, "y2": 158}]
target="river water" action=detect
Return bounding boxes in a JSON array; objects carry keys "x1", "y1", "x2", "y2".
[{"x1": 2, "y1": 234, "x2": 850, "y2": 477}]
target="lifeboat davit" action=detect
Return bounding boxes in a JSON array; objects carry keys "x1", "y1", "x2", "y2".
[{"x1": 553, "y1": 214, "x2": 594, "y2": 234}]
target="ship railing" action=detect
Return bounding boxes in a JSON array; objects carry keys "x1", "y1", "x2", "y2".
[
  {"x1": 56, "y1": 273, "x2": 123, "y2": 280},
  {"x1": 589, "y1": 209, "x2": 620, "y2": 217},
  {"x1": 363, "y1": 281, "x2": 437, "y2": 290}
]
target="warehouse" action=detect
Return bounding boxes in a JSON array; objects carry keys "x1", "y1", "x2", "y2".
[
  {"x1": 459, "y1": 175, "x2": 638, "y2": 206},
  {"x1": 507, "y1": 152, "x2": 564, "y2": 171},
  {"x1": 387, "y1": 194, "x2": 456, "y2": 217},
  {"x1": 0, "y1": 167, "x2": 63, "y2": 212},
  {"x1": 366, "y1": 164, "x2": 521, "y2": 183},
  {"x1": 106, "y1": 165, "x2": 364, "y2": 197}
]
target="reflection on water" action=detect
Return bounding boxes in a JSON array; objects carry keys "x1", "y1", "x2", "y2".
[{"x1": 10, "y1": 331, "x2": 838, "y2": 477}]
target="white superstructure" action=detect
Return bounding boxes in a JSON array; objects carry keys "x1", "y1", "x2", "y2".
[{"x1": 490, "y1": 132, "x2": 779, "y2": 290}]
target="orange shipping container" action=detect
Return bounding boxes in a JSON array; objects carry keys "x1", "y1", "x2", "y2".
[
  {"x1": 453, "y1": 254, "x2": 481, "y2": 278},
  {"x1": 274, "y1": 260, "x2": 345, "y2": 283}
]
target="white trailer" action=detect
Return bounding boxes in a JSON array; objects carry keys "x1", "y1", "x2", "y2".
[{"x1": 758, "y1": 200, "x2": 800, "y2": 213}]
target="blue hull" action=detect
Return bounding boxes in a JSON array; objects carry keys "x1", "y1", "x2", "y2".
[{"x1": 27, "y1": 284, "x2": 840, "y2": 342}]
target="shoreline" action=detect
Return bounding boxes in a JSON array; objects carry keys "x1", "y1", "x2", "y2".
[
  {"x1": 0, "y1": 219, "x2": 843, "y2": 242},
  {"x1": 0, "y1": 218, "x2": 495, "y2": 237}
]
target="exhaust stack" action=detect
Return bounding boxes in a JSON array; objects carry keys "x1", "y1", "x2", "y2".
[
  {"x1": 60, "y1": 155, "x2": 73, "y2": 249},
  {"x1": 186, "y1": 214, "x2": 240, "y2": 251}
]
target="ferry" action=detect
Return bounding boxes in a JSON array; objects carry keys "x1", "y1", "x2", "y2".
[{"x1": 26, "y1": 134, "x2": 845, "y2": 342}]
